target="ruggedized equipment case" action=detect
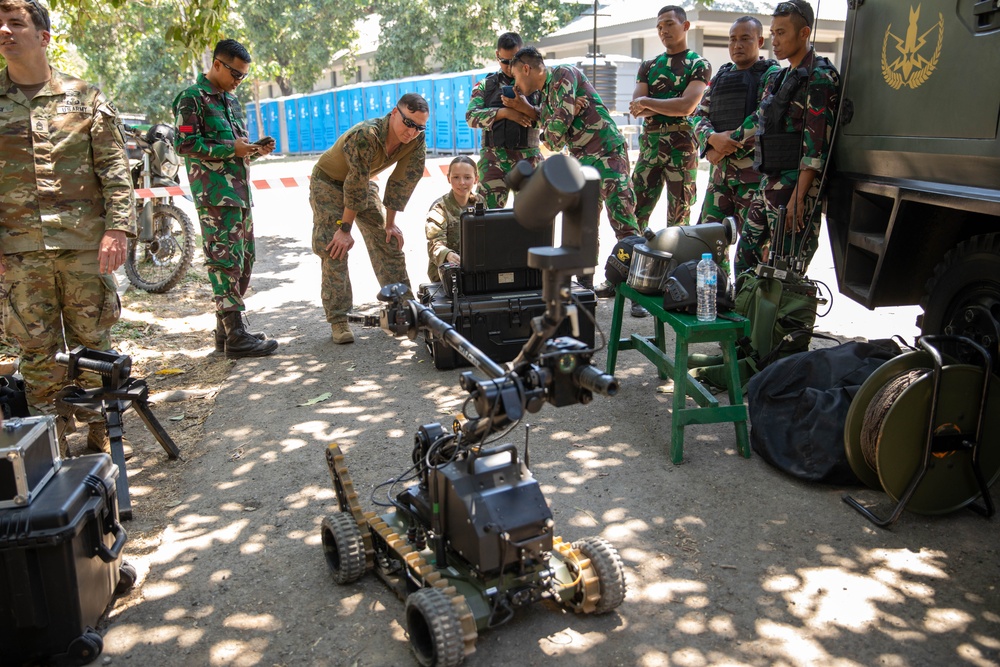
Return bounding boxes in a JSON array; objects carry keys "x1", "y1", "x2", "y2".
[
  {"x1": 0, "y1": 453, "x2": 134, "y2": 666},
  {"x1": 418, "y1": 284, "x2": 597, "y2": 370},
  {"x1": 0, "y1": 416, "x2": 60, "y2": 509}
]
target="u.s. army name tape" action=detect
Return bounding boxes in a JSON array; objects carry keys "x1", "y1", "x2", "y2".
[{"x1": 135, "y1": 165, "x2": 442, "y2": 199}]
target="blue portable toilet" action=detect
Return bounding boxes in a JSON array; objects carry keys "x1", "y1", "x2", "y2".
[
  {"x1": 262, "y1": 100, "x2": 282, "y2": 153},
  {"x1": 334, "y1": 86, "x2": 353, "y2": 137},
  {"x1": 397, "y1": 78, "x2": 417, "y2": 97},
  {"x1": 413, "y1": 77, "x2": 436, "y2": 150},
  {"x1": 472, "y1": 70, "x2": 490, "y2": 153},
  {"x1": 451, "y1": 73, "x2": 475, "y2": 152},
  {"x1": 309, "y1": 94, "x2": 327, "y2": 151},
  {"x1": 349, "y1": 87, "x2": 365, "y2": 127},
  {"x1": 320, "y1": 91, "x2": 337, "y2": 147},
  {"x1": 363, "y1": 85, "x2": 382, "y2": 121},
  {"x1": 296, "y1": 96, "x2": 313, "y2": 152},
  {"x1": 432, "y1": 75, "x2": 454, "y2": 152},
  {"x1": 283, "y1": 97, "x2": 301, "y2": 154},
  {"x1": 245, "y1": 102, "x2": 260, "y2": 142},
  {"x1": 380, "y1": 81, "x2": 398, "y2": 115}
]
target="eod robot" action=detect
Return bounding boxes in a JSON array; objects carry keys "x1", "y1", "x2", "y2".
[{"x1": 321, "y1": 156, "x2": 626, "y2": 666}]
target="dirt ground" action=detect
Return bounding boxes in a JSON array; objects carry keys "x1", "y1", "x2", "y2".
[
  {"x1": 87, "y1": 247, "x2": 1000, "y2": 667},
  {"x1": 19, "y1": 154, "x2": 993, "y2": 667}
]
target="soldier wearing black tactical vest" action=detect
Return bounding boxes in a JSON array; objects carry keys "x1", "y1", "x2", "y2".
[
  {"x1": 466, "y1": 32, "x2": 543, "y2": 209},
  {"x1": 692, "y1": 16, "x2": 779, "y2": 267},
  {"x1": 729, "y1": 0, "x2": 840, "y2": 276}
]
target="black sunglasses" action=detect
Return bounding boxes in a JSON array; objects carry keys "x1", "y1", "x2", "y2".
[
  {"x1": 497, "y1": 57, "x2": 513, "y2": 65},
  {"x1": 774, "y1": 2, "x2": 806, "y2": 19},
  {"x1": 396, "y1": 106, "x2": 426, "y2": 132},
  {"x1": 215, "y1": 58, "x2": 249, "y2": 82}
]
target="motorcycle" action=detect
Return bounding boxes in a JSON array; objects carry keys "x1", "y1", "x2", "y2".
[{"x1": 124, "y1": 124, "x2": 196, "y2": 293}]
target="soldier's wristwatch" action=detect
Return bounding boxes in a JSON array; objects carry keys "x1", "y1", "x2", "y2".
[{"x1": 336, "y1": 219, "x2": 353, "y2": 233}]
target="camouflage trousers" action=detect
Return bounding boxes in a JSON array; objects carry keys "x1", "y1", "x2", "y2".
[
  {"x1": 697, "y1": 163, "x2": 762, "y2": 233},
  {"x1": 476, "y1": 146, "x2": 543, "y2": 209},
  {"x1": 195, "y1": 205, "x2": 255, "y2": 312},
  {"x1": 310, "y1": 173, "x2": 410, "y2": 324},
  {"x1": 576, "y1": 147, "x2": 640, "y2": 242},
  {"x1": 734, "y1": 173, "x2": 822, "y2": 276},
  {"x1": 0, "y1": 250, "x2": 119, "y2": 410},
  {"x1": 632, "y1": 128, "x2": 699, "y2": 228}
]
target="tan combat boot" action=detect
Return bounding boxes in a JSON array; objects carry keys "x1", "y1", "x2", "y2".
[
  {"x1": 330, "y1": 322, "x2": 354, "y2": 345},
  {"x1": 87, "y1": 423, "x2": 134, "y2": 460}
]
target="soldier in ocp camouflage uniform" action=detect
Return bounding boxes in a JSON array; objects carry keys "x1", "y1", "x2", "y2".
[
  {"x1": 691, "y1": 16, "x2": 780, "y2": 273},
  {"x1": 0, "y1": 0, "x2": 135, "y2": 454},
  {"x1": 629, "y1": 6, "x2": 711, "y2": 228},
  {"x1": 310, "y1": 93, "x2": 428, "y2": 344},
  {"x1": 730, "y1": 0, "x2": 840, "y2": 276},
  {"x1": 173, "y1": 38, "x2": 278, "y2": 359},
  {"x1": 425, "y1": 156, "x2": 482, "y2": 282},
  {"x1": 466, "y1": 31, "x2": 542, "y2": 209}
]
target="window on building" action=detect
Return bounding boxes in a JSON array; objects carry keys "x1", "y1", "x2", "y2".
[{"x1": 631, "y1": 37, "x2": 644, "y2": 60}]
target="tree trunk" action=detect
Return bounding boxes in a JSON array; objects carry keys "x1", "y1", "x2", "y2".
[{"x1": 276, "y1": 76, "x2": 293, "y2": 97}]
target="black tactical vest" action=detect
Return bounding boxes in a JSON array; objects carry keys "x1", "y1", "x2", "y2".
[
  {"x1": 755, "y1": 55, "x2": 833, "y2": 175},
  {"x1": 482, "y1": 72, "x2": 540, "y2": 149},
  {"x1": 708, "y1": 60, "x2": 774, "y2": 132}
]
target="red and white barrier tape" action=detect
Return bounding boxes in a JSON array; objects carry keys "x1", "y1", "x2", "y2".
[{"x1": 135, "y1": 165, "x2": 446, "y2": 199}]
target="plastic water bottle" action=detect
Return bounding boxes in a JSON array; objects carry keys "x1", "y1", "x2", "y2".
[{"x1": 697, "y1": 252, "x2": 717, "y2": 322}]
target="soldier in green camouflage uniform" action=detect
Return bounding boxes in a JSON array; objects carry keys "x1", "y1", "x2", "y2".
[
  {"x1": 691, "y1": 16, "x2": 780, "y2": 272},
  {"x1": 466, "y1": 32, "x2": 542, "y2": 209},
  {"x1": 310, "y1": 93, "x2": 428, "y2": 344},
  {"x1": 730, "y1": 0, "x2": 840, "y2": 276},
  {"x1": 0, "y1": 0, "x2": 134, "y2": 452},
  {"x1": 630, "y1": 6, "x2": 711, "y2": 228},
  {"x1": 425, "y1": 157, "x2": 482, "y2": 282},
  {"x1": 510, "y1": 47, "x2": 638, "y2": 241},
  {"x1": 173, "y1": 39, "x2": 278, "y2": 358}
]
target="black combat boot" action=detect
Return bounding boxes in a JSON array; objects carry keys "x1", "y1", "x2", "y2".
[
  {"x1": 221, "y1": 311, "x2": 278, "y2": 358},
  {"x1": 214, "y1": 312, "x2": 268, "y2": 353}
]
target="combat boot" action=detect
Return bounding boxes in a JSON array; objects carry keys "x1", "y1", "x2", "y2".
[
  {"x1": 214, "y1": 312, "x2": 268, "y2": 353},
  {"x1": 222, "y1": 311, "x2": 279, "y2": 358},
  {"x1": 330, "y1": 322, "x2": 354, "y2": 345},
  {"x1": 87, "y1": 422, "x2": 134, "y2": 460}
]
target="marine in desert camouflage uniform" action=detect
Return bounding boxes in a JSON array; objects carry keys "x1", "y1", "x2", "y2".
[
  {"x1": 630, "y1": 6, "x2": 711, "y2": 228},
  {"x1": 465, "y1": 31, "x2": 542, "y2": 209},
  {"x1": 310, "y1": 92, "x2": 428, "y2": 344},
  {"x1": 0, "y1": 0, "x2": 134, "y2": 452},
  {"x1": 729, "y1": 0, "x2": 839, "y2": 276},
  {"x1": 510, "y1": 47, "x2": 638, "y2": 241},
  {"x1": 173, "y1": 38, "x2": 278, "y2": 358},
  {"x1": 691, "y1": 16, "x2": 779, "y2": 266}
]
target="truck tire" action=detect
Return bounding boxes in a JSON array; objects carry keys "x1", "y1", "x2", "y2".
[{"x1": 920, "y1": 233, "x2": 1000, "y2": 364}]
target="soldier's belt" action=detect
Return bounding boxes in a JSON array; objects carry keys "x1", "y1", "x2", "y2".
[
  {"x1": 642, "y1": 123, "x2": 686, "y2": 133},
  {"x1": 313, "y1": 167, "x2": 345, "y2": 188}
]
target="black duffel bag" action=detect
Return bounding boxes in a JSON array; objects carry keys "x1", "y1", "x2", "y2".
[{"x1": 746, "y1": 340, "x2": 902, "y2": 484}]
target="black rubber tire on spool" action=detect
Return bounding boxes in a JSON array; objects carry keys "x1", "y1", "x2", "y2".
[
  {"x1": 320, "y1": 514, "x2": 367, "y2": 585},
  {"x1": 573, "y1": 536, "x2": 627, "y2": 614},
  {"x1": 68, "y1": 629, "x2": 104, "y2": 665},
  {"x1": 405, "y1": 586, "x2": 465, "y2": 667},
  {"x1": 919, "y1": 232, "x2": 1000, "y2": 366},
  {"x1": 115, "y1": 561, "x2": 137, "y2": 596}
]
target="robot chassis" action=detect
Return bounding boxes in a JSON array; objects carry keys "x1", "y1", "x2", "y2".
[{"x1": 321, "y1": 156, "x2": 627, "y2": 666}]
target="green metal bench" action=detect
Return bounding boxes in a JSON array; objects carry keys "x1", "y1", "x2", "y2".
[{"x1": 605, "y1": 282, "x2": 751, "y2": 464}]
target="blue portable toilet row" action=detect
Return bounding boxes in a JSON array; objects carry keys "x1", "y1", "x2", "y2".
[{"x1": 249, "y1": 67, "x2": 499, "y2": 156}]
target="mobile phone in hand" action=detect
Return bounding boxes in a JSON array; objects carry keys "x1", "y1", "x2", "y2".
[
  {"x1": 253, "y1": 136, "x2": 275, "y2": 147},
  {"x1": 501, "y1": 85, "x2": 516, "y2": 98}
]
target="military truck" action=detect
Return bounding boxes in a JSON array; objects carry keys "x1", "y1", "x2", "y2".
[{"x1": 825, "y1": 0, "x2": 1000, "y2": 361}]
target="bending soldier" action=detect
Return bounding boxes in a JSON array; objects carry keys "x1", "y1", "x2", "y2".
[{"x1": 466, "y1": 32, "x2": 543, "y2": 209}]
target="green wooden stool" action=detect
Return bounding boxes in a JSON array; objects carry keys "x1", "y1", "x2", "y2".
[{"x1": 605, "y1": 282, "x2": 751, "y2": 464}]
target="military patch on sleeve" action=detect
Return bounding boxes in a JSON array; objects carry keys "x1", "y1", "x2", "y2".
[{"x1": 178, "y1": 125, "x2": 194, "y2": 133}]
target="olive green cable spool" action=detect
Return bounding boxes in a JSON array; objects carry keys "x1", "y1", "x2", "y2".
[{"x1": 859, "y1": 368, "x2": 931, "y2": 472}]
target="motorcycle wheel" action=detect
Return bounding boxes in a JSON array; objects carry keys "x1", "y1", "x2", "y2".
[{"x1": 124, "y1": 203, "x2": 196, "y2": 293}]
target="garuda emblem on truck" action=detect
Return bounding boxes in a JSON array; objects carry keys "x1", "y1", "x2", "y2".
[{"x1": 881, "y1": 5, "x2": 944, "y2": 90}]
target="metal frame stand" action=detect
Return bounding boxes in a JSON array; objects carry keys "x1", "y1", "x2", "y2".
[
  {"x1": 56, "y1": 347, "x2": 181, "y2": 520},
  {"x1": 843, "y1": 335, "x2": 996, "y2": 527}
]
